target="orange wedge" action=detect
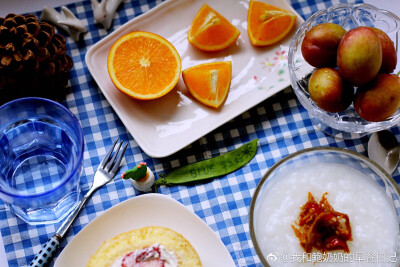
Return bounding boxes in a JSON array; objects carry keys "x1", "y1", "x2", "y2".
[
  {"x1": 182, "y1": 61, "x2": 232, "y2": 108},
  {"x1": 107, "y1": 31, "x2": 181, "y2": 100},
  {"x1": 247, "y1": 0, "x2": 297, "y2": 46},
  {"x1": 188, "y1": 4, "x2": 241, "y2": 52}
]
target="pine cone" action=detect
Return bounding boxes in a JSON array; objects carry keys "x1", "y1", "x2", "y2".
[{"x1": 0, "y1": 13, "x2": 73, "y2": 104}]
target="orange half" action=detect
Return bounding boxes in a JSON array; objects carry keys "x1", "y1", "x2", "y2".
[
  {"x1": 182, "y1": 61, "x2": 232, "y2": 109},
  {"x1": 108, "y1": 31, "x2": 182, "y2": 100},
  {"x1": 247, "y1": 0, "x2": 297, "y2": 46},
  {"x1": 188, "y1": 4, "x2": 241, "y2": 51}
]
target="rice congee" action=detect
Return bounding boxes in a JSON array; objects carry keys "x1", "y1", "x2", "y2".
[{"x1": 254, "y1": 162, "x2": 399, "y2": 267}]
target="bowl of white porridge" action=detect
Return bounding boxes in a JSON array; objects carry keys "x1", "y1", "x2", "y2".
[{"x1": 250, "y1": 147, "x2": 400, "y2": 267}]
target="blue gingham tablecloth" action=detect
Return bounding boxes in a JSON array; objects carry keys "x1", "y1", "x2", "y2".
[{"x1": 3, "y1": 0, "x2": 397, "y2": 266}]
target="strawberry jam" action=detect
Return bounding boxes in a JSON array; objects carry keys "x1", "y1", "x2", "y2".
[{"x1": 121, "y1": 244, "x2": 175, "y2": 267}]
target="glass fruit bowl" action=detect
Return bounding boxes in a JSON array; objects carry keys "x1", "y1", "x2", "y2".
[
  {"x1": 249, "y1": 147, "x2": 400, "y2": 266},
  {"x1": 288, "y1": 3, "x2": 400, "y2": 139}
]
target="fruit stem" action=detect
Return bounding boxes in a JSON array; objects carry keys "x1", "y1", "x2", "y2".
[{"x1": 397, "y1": 70, "x2": 400, "y2": 77}]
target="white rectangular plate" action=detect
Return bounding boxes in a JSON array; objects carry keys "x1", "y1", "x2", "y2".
[
  {"x1": 55, "y1": 194, "x2": 235, "y2": 267},
  {"x1": 85, "y1": 0, "x2": 303, "y2": 157}
]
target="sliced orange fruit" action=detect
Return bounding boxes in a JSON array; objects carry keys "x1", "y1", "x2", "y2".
[
  {"x1": 247, "y1": 0, "x2": 297, "y2": 46},
  {"x1": 188, "y1": 4, "x2": 241, "y2": 52},
  {"x1": 107, "y1": 31, "x2": 181, "y2": 100},
  {"x1": 182, "y1": 61, "x2": 232, "y2": 108}
]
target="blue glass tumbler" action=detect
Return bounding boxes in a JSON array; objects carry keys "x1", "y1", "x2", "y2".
[{"x1": 0, "y1": 97, "x2": 84, "y2": 225}]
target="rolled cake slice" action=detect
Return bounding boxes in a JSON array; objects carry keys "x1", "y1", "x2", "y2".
[{"x1": 87, "y1": 226, "x2": 202, "y2": 267}]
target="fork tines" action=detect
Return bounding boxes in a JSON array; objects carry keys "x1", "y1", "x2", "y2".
[{"x1": 101, "y1": 138, "x2": 128, "y2": 175}]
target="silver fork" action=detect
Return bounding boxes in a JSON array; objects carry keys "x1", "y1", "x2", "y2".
[{"x1": 29, "y1": 138, "x2": 128, "y2": 267}]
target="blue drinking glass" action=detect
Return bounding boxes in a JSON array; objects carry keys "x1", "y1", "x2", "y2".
[{"x1": 0, "y1": 97, "x2": 84, "y2": 225}]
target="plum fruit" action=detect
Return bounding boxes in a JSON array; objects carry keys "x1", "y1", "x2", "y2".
[
  {"x1": 308, "y1": 67, "x2": 354, "y2": 113},
  {"x1": 301, "y1": 23, "x2": 347, "y2": 68},
  {"x1": 370, "y1": 27, "x2": 397, "y2": 73},
  {"x1": 337, "y1": 27, "x2": 382, "y2": 86},
  {"x1": 354, "y1": 74, "x2": 400, "y2": 122}
]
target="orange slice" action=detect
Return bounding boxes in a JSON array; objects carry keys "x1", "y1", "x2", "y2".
[
  {"x1": 107, "y1": 31, "x2": 181, "y2": 100},
  {"x1": 188, "y1": 4, "x2": 241, "y2": 52},
  {"x1": 182, "y1": 61, "x2": 232, "y2": 108},
  {"x1": 247, "y1": 0, "x2": 297, "y2": 46}
]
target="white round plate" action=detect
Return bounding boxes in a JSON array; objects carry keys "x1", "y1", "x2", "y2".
[{"x1": 54, "y1": 193, "x2": 235, "y2": 267}]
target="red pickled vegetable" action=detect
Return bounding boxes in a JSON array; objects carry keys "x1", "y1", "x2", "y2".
[{"x1": 292, "y1": 192, "x2": 352, "y2": 253}]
